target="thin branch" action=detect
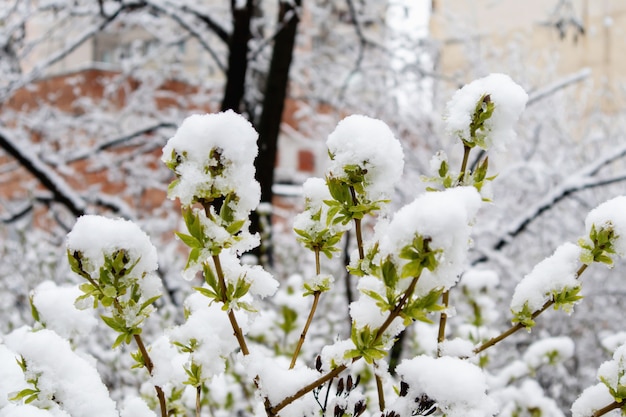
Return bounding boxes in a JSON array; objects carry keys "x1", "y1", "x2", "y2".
[
  {"x1": 473, "y1": 264, "x2": 588, "y2": 354},
  {"x1": 0, "y1": 202, "x2": 33, "y2": 224},
  {"x1": 179, "y1": 4, "x2": 230, "y2": 43},
  {"x1": 146, "y1": 0, "x2": 226, "y2": 72},
  {"x1": 134, "y1": 334, "x2": 168, "y2": 417},
  {"x1": 592, "y1": 400, "x2": 622, "y2": 417},
  {"x1": 474, "y1": 159, "x2": 626, "y2": 265},
  {"x1": 212, "y1": 254, "x2": 250, "y2": 355},
  {"x1": 338, "y1": 0, "x2": 378, "y2": 99},
  {"x1": 64, "y1": 122, "x2": 177, "y2": 163},
  {"x1": 0, "y1": 128, "x2": 86, "y2": 217},
  {"x1": 526, "y1": 68, "x2": 591, "y2": 105},
  {"x1": 271, "y1": 275, "x2": 420, "y2": 415},
  {"x1": 2, "y1": 2, "x2": 145, "y2": 102}
]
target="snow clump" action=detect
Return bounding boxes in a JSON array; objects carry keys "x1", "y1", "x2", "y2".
[
  {"x1": 162, "y1": 110, "x2": 260, "y2": 210},
  {"x1": 597, "y1": 342, "x2": 626, "y2": 402},
  {"x1": 583, "y1": 195, "x2": 626, "y2": 259},
  {"x1": 571, "y1": 383, "x2": 615, "y2": 417},
  {"x1": 522, "y1": 336, "x2": 575, "y2": 369},
  {"x1": 326, "y1": 114, "x2": 404, "y2": 202},
  {"x1": 30, "y1": 281, "x2": 98, "y2": 340},
  {"x1": 379, "y1": 186, "x2": 483, "y2": 294},
  {"x1": 3, "y1": 328, "x2": 118, "y2": 417},
  {"x1": 510, "y1": 242, "x2": 581, "y2": 320},
  {"x1": 395, "y1": 355, "x2": 497, "y2": 417},
  {"x1": 445, "y1": 73, "x2": 528, "y2": 151},
  {"x1": 66, "y1": 215, "x2": 158, "y2": 283}
]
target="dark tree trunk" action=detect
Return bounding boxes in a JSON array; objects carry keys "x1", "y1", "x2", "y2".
[
  {"x1": 221, "y1": 0, "x2": 254, "y2": 112},
  {"x1": 254, "y1": 0, "x2": 301, "y2": 206},
  {"x1": 250, "y1": 0, "x2": 301, "y2": 265}
]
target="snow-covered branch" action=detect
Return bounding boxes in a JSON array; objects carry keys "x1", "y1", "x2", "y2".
[{"x1": 0, "y1": 128, "x2": 86, "y2": 217}]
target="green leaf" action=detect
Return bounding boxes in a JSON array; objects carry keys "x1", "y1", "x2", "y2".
[
  {"x1": 226, "y1": 219, "x2": 246, "y2": 235},
  {"x1": 176, "y1": 232, "x2": 202, "y2": 248},
  {"x1": 194, "y1": 286, "x2": 219, "y2": 301},
  {"x1": 139, "y1": 295, "x2": 161, "y2": 313},
  {"x1": 381, "y1": 257, "x2": 399, "y2": 290}
]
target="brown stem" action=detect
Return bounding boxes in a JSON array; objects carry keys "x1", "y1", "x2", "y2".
[
  {"x1": 212, "y1": 254, "x2": 250, "y2": 355},
  {"x1": 436, "y1": 290, "x2": 450, "y2": 357},
  {"x1": 289, "y1": 291, "x2": 321, "y2": 369},
  {"x1": 349, "y1": 186, "x2": 365, "y2": 260},
  {"x1": 134, "y1": 334, "x2": 168, "y2": 417},
  {"x1": 269, "y1": 364, "x2": 348, "y2": 415},
  {"x1": 457, "y1": 145, "x2": 472, "y2": 184},
  {"x1": 289, "y1": 249, "x2": 323, "y2": 368},
  {"x1": 271, "y1": 276, "x2": 421, "y2": 415},
  {"x1": 196, "y1": 385, "x2": 202, "y2": 417},
  {"x1": 375, "y1": 371, "x2": 385, "y2": 411},
  {"x1": 592, "y1": 400, "x2": 622, "y2": 417},
  {"x1": 375, "y1": 276, "x2": 420, "y2": 341},
  {"x1": 474, "y1": 264, "x2": 589, "y2": 355}
]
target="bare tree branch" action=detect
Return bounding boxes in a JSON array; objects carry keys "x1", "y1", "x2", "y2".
[
  {"x1": 0, "y1": 128, "x2": 86, "y2": 217},
  {"x1": 473, "y1": 142, "x2": 626, "y2": 265},
  {"x1": 527, "y1": 68, "x2": 591, "y2": 105},
  {"x1": 63, "y1": 121, "x2": 177, "y2": 163},
  {"x1": 179, "y1": 4, "x2": 229, "y2": 43},
  {"x1": 2, "y1": 1, "x2": 146, "y2": 102},
  {"x1": 147, "y1": 0, "x2": 227, "y2": 72}
]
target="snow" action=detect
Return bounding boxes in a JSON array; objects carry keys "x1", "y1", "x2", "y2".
[
  {"x1": 66, "y1": 215, "x2": 158, "y2": 279},
  {"x1": 571, "y1": 383, "x2": 616, "y2": 417},
  {"x1": 438, "y1": 337, "x2": 475, "y2": 358},
  {"x1": 584, "y1": 195, "x2": 626, "y2": 257},
  {"x1": 206, "y1": 250, "x2": 279, "y2": 299},
  {"x1": 379, "y1": 187, "x2": 482, "y2": 294},
  {"x1": 320, "y1": 339, "x2": 357, "y2": 371},
  {"x1": 30, "y1": 281, "x2": 97, "y2": 340},
  {"x1": 495, "y1": 380, "x2": 565, "y2": 417},
  {"x1": 445, "y1": 73, "x2": 528, "y2": 151},
  {"x1": 119, "y1": 397, "x2": 156, "y2": 417},
  {"x1": 0, "y1": 344, "x2": 28, "y2": 408},
  {"x1": 167, "y1": 292, "x2": 245, "y2": 382},
  {"x1": 0, "y1": 404, "x2": 66, "y2": 417},
  {"x1": 243, "y1": 351, "x2": 319, "y2": 416},
  {"x1": 597, "y1": 343, "x2": 626, "y2": 398},
  {"x1": 510, "y1": 242, "x2": 582, "y2": 316},
  {"x1": 148, "y1": 335, "x2": 187, "y2": 387},
  {"x1": 349, "y1": 275, "x2": 404, "y2": 340},
  {"x1": 522, "y1": 336, "x2": 574, "y2": 369},
  {"x1": 3, "y1": 327, "x2": 118, "y2": 417},
  {"x1": 326, "y1": 114, "x2": 404, "y2": 202},
  {"x1": 293, "y1": 177, "x2": 349, "y2": 236},
  {"x1": 396, "y1": 355, "x2": 497, "y2": 417},
  {"x1": 161, "y1": 110, "x2": 260, "y2": 210}
]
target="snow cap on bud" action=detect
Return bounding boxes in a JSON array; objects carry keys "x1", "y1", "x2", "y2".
[
  {"x1": 396, "y1": 355, "x2": 497, "y2": 417},
  {"x1": 379, "y1": 187, "x2": 482, "y2": 294},
  {"x1": 162, "y1": 110, "x2": 260, "y2": 209},
  {"x1": 66, "y1": 215, "x2": 158, "y2": 278},
  {"x1": 326, "y1": 114, "x2": 404, "y2": 201},
  {"x1": 584, "y1": 196, "x2": 626, "y2": 257},
  {"x1": 445, "y1": 73, "x2": 528, "y2": 151}
]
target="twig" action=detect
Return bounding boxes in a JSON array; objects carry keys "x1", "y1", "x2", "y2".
[
  {"x1": 290, "y1": 291, "x2": 321, "y2": 369},
  {"x1": 375, "y1": 371, "x2": 385, "y2": 411},
  {"x1": 592, "y1": 400, "x2": 622, "y2": 417},
  {"x1": 349, "y1": 186, "x2": 365, "y2": 259},
  {"x1": 290, "y1": 248, "x2": 322, "y2": 368},
  {"x1": 436, "y1": 291, "x2": 450, "y2": 357},
  {"x1": 271, "y1": 275, "x2": 421, "y2": 415},
  {"x1": 212, "y1": 254, "x2": 250, "y2": 355},
  {"x1": 133, "y1": 334, "x2": 167, "y2": 417},
  {"x1": 474, "y1": 264, "x2": 588, "y2": 354}
]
